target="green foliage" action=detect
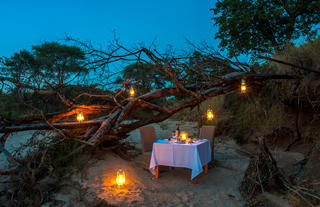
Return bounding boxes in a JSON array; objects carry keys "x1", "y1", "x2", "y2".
[
  {"x1": 0, "y1": 84, "x2": 109, "y2": 119},
  {"x1": 2, "y1": 133, "x2": 89, "y2": 206},
  {"x1": 117, "y1": 62, "x2": 168, "y2": 94},
  {"x1": 317, "y1": 133, "x2": 320, "y2": 150},
  {"x1": 158, "y1": 122, "x2": 169, "y2": 130},
  {"x1": 0, "y1": 42, "x2": 87, "y2": 117},
  {"x1": 2, "y1": 41, "x2": 86, "y2": 86},
  {"x1": 212, "y1": 0, "x2": 320, "y2": 56},
  {"x1": 233, "y1": 96, "x2": 285, "y2": 132},
  {"x1": 185, "y1": 51, "x2": 235, "y2": 80},
  {"x1": 276, "y1": 36, "x2": 320, "y2": 75},
  {"x1": 274, "y1": 36, "x2": 320, "y2": 113},
  {"x1": 45, "y1": 139, "x2": 88, "y2": 176},
  {"x1": 170, "y1": 96, "x2": 228, "y2": 129},
  {"x1": 224, "y1": 82, "x2": 287, "y2": 135},
  {"x1": 0, "y1": 93, "x2": 24, "y2": 118},
  {"x1": 232, "y1": 132, "x2": 247, "y2": 145}
]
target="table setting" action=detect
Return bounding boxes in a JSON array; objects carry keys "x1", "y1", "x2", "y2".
[{"x1": 149, "y1": 131, "x2": 211, "y2": 182}]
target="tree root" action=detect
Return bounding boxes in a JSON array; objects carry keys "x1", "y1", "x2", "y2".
[{"x1": 240, "y1": 136, "x2": 320, "y2": 206}]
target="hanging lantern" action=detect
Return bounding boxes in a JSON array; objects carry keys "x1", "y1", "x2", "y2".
[
  {"x1": 129, "y1": 87, "x2": 135, "y2": 97},
  {"x1": 116, "y1": 169, "x2": 126, "y2": 188},
  {"x1": 76, "y1": 111, "x2": 84, "y2": 122},
  {"x1": 206, "y1": 108, "x2": 214, "y2": 121},
  {"x1": 180, "y1": 131, "x2": 188, "y2": 141},
  {"x1": 241, "y1": 79, "x2": 247, "y2": 93}
]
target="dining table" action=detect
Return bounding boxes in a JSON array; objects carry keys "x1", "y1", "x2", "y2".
[{"x1": 149, "y1": 138, "x2": 211, "y2": 183}]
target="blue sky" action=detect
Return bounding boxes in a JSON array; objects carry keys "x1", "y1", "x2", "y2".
[{"x1": 0, "y1": 0, "x2": 218, "y2": 57}]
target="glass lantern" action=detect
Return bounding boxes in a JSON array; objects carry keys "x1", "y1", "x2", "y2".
[
  {"x1": 206, "y1": 108, "x2": 214, "y2": 121},
  {"x1": 116, "y1": 169, "x2": 125, "y2": 188},
  {"x1": 241, "y1": 79, "x2": 247, "y2": 93},
  {"x1": 129, "y1": 87, "x2": 135, "y2": 97},
  {"x1": 76, "y1": 111, "x2": 84, "y2": 122}
]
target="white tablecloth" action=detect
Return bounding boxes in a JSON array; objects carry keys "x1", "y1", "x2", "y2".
[{"x1": 149, "y1": 139, "x2": 211, "y2": 180}]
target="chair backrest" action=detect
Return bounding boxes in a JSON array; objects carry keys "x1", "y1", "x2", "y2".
[
  {"x1": 200, "y1": 125, "x2": 216, "y2": 145},
  {"x1": 139, "y1": 126, "x2": 157, "y2": 153}
]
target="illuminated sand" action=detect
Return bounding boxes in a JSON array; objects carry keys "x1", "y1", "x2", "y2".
[
  {"x1": 0, "y1": 121, "x2": 250, "y2": 206},
  {"x1": 82, "y1": 138, "x2": 249, "y2": 207}
]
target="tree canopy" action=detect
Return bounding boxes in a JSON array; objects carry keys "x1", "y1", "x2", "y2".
[
  {"x1": 1, "y1": 42, "x2": 86, "y2": 88},
  {"x1": 117, "y1": 62, "x2": 168, "y2": 94},
  {"x1": 212, "y1": 0, "x2": 320, "y2": 56}
]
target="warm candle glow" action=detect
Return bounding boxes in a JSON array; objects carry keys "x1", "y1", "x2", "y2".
[
  {"x1": 116, "y1": 169, "x2": 125, "y2": 188},
  {"x1": 180, "y1": 131, "x2": 188, "y2": 140},
  {"x1": 129, "y1": 87, "x2": 135, "y2": 97},
  {"x1": 241, "y1": 79, "x2": 247, "y2": 93},
  {"x1": 206, "y1": 109, "x2": 214, "y2": 121},
  {"x1": 76, "y1": 111, "x2": 84, "y2": 122}
]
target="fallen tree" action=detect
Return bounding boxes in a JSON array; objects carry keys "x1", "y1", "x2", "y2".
[
  {"x1": 0, "y1": 41, "x2": 298, "y2": 149},
  {"x1": 1, "y1": 39, "x2": 318, "y2": 207}
]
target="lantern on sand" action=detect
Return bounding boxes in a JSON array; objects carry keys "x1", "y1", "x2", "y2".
[
  {"x1": 129, "y1": 87, "x2": 135, "y2": 97},
  {"x1": 76, "y1": 111, "x2": 84, "y2": 122},
  {"x1": 116, "y1": 169, "x2": 126, "y2": 188},
  {"x1": 241, "y1": 79, "x2": 247, "y2": 93}
]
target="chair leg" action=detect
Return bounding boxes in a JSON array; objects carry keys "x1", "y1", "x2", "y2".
[
  {"x1": 204, "y1": 164, "x2": 208, "y2": 174},
  {"x1": 155, "y1": 166, "x2": 159, "y2": 179}
]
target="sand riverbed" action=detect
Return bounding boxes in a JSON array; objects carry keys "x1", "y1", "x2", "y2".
[
  {"x1": 0, "y1": 121, "x2": 250, "y2": 207},
  {"x1": 80, "y1": 121, "x2": 249, "y2": 206}
]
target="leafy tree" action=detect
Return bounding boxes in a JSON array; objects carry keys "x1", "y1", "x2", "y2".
[
  {"x1": 2, "y1": 42, "x2": 86, "y2": 87},
  {"x1": 212, "y1": 0, "x2": 320, "y2": 56},
  {"x1": 0, "y1": 42, "x2": 87, "y2": 118},
  {"x1": 186, "y1": 51, "x2": 235, "y2": 81},
  {"x1": 117, "y1": 62, "x2": 168, "y2": 94}
]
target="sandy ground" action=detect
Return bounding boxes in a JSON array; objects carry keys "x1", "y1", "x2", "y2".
[
  {"x1": 80, "y1": 121, "x2": 250, "y2": 207},
  {"x1": 0, "y1": 121, "x2": 250, "y2": 207}
]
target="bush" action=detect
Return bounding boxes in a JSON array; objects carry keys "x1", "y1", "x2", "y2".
[
  {"x1": 45, "y1": 139, "x2": 88, "y2": 176},
  {"x1": 233, "y1": 132, "x2": 247, "y2": 145},
  {"x1": 275, "y1": 36, "x2": 320, "y2": 75},
  {"x1": 1, "y1": 133, "x2": 89, "y2": 206},
  {"x1": 158, "y1": 122, "x2": 169, "y2": 130},
  {"x1": 316, "y1": 133, "x2": 320, "y2": 150}
]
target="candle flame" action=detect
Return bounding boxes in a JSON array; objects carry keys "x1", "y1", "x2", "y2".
[{"x1": 180, "y1": 132, "x2": 188, "y2": 140}]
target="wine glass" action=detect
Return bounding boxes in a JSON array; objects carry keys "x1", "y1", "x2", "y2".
[{"x1": 171, "y1": 131, "x2": 175, "y2": 138}]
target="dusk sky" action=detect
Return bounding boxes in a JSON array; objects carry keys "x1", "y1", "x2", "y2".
[{"x1": 0, "y1": 0, "x2": 218, "y2": 57}]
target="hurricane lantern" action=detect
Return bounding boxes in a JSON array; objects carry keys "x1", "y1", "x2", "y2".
[
  {"x1": 129, "y1": 87, "x2": 135, "y2": 97},
  {"x1": 180, "y1": 131, "x2": 188, "y2": 141},
  {"x1": 116, "y1": 169, "x2": 126, "y2": 188},
  {"x1": 76, "y1": 111, "x2": 84, "y2": 122},
  {"x1": 206, "y1": 109, "x2": 214, "y2": 121},
  {"x1": 241, "y1": 79, "x2": 247, "y2": 93}
]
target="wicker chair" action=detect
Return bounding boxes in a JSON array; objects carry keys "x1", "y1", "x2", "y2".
[
  {"x1": 200, "y1": 126, "x2": 216, "y2": 162},
  {"x1": 139, "y1": 126, "x2": 157, "y2": 170}
]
